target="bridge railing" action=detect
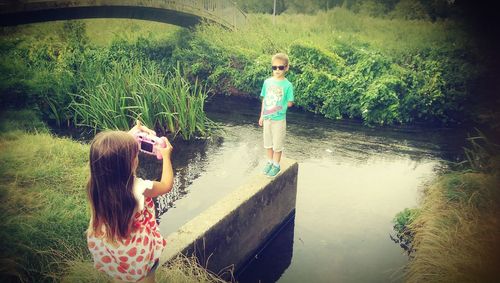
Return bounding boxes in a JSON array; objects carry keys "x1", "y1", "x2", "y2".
[
  {"x1": 0, "y1": 0, "x2": 247, "y2": 29},
  {"x1": 165, "y1": 0, "x2": 246, "y2": 28}
]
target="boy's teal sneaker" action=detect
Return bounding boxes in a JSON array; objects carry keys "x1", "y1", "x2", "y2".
[
  {"x1": 266, "y1": 165, "x2": 281, "y2": 177},
  {"x1": 262, "y1": 162, "x2": 273, "y2": 175}
]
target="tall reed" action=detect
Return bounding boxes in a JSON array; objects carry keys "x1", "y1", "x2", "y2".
[
  {"x1": 71, "y1": 59, "x2": 213, "y2": 139},
  {"x1": 71, "y1": 59, "x2": 131, "y2": 131}
]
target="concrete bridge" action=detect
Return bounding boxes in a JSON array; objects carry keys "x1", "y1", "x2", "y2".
[{"x1": 0, "y1": 0, "x2": 246, "y2": 29}]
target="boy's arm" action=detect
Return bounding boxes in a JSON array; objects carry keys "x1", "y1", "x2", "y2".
[
  {"x1": 259, "y1": 81, "x2": 266, "y2": 126},
  {"x1": 287, "y1": 83, "x2": 294, "y2": 108},
  {"x1": 259, "y1": 98, "x2": 265, "y2": 126}
]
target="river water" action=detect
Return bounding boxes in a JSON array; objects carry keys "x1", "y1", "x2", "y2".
[{"x1": 138, "y1": 95, "x2": 467, "y2": 283}]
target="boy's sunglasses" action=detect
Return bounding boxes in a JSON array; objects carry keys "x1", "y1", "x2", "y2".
[{"x1": 272, "y1": 65, "x2": 287, "y2": 71}]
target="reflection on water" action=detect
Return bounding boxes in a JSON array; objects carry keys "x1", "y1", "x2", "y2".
[
  {"x1": 140, "y1": 95, "x2": 467, "y2": 283},
  {"x1": 237, "y1": 215, "x2": 296, "y2": 283},
  {"x1": 282, "y1": 158, "x2": 437, "y2": 283},
  {"x1": 137, "y1": 138, "x2": 214, "y2": 219},
  {"x1": 155, "y1": 124, "x2": 263, "y2": 235}
]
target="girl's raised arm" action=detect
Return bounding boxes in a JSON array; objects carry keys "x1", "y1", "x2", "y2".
[{"x1": 144, "y1": 137, "x2": 174, "y2": 198}]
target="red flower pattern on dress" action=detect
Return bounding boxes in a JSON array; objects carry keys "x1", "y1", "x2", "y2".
[{"x1": 87, "y1": 197, "x2": 166, "y2": 282}]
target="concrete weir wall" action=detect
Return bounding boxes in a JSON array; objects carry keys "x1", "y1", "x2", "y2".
[{"x1": 159, "y1": 157, "x2": 298, "y2": 275}]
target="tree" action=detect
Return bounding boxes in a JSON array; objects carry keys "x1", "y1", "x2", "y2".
[
  {"x1": 389, "y1": 0, "x2": 431, "y2": 20},
  {"x1": 234, "y1": 0, "x2": 286, "y2": 14}
]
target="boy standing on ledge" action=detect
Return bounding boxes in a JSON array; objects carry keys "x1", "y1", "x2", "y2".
[{"x1": 258, "y1": 53, "x2": 294, "y2": 177}]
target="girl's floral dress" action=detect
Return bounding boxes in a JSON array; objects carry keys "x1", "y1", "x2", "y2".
[{"x1": 87, "y1": 178, "x2": 167, "y2": 282}]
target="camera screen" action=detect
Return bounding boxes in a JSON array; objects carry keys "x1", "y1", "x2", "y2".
[{"x1": 140, "y1": 141, "x2": 154, "y2": 153}]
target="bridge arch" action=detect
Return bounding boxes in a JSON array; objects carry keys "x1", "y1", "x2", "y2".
[{"x1": 0, "y1": 0, "x2": 246, "y2": 29}]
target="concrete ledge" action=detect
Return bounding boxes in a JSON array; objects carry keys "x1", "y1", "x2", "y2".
[{"x1": 160, "y1": 157, "x2": 298, "y2": 274}]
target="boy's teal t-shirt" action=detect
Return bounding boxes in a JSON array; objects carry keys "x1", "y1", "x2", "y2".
[{"x1": 260, "y1": 77, "x2": 294, "y2": 121}]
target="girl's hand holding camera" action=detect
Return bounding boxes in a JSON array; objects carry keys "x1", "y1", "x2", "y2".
[
  {"x1": 129, "y1": 120, "x2": 173, "y2": 160},
  {"x1": 127, "y1": 120, "x2": 174, "y2": 197},
  {"x1": 158, "y1": 137, "x2": 173, "y2": 159}
]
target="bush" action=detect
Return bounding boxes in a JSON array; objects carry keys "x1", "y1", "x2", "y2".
[
  {"x1": 292, "y1": 66, "x2": 339, "y2": 114},
  {"x1": 389, "y1": 0, "x2": 431, "y2": 20},
  {"x1": 361, "y1": 75, "x2": 404, "y2": 124},
  {"x1": 289, "y1": 43, "x2": 346, "y2": 77},
  {"x1": 353, "y1": 0, "x2": 389, "y2": 18},
  {"x1": 235, "y1": 54, "x2": 270, "y2": 96}
]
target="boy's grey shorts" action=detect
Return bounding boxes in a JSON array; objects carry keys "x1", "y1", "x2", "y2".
[{"x1": 263, "y1": 119, "x2": 286, "y2": 152}]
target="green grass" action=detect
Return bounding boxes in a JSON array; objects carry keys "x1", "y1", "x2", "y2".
[
  {"x1": 1, "y1": 19, "x2": 214, "y2": 139},
  {"x1": 188, "y1": 8, "x2": 480, "y2": 124},
  {"x1": 62, "y1": 254, "x2": 228, "y2": 283},
  {"x1": 0, "y1": 114, "x2": 89, "y2": 282},
  {"x1": 0, "y1": 110, "x2": 49, "y2": 133},
  {"x1": 2, "y1": 8, "x2": 472, "y2": 79},
  {"x1": 195, "y1": 8, "x2": 471, "y2": 60}
]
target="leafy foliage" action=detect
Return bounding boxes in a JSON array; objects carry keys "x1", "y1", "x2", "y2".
[
  {"x1": 71, "y1": 55, "x2": 213, "y2": 140},
  {"x1": 0, "y1": 8, "x2": 486, "y2": 127},
  {"x1": 0, "y1": 21, "x2": 212, "y2": 139}
]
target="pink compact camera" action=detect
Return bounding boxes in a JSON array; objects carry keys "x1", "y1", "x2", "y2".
[{"x1": 133, "y1": 132, "x2": 167, "y2": 160}]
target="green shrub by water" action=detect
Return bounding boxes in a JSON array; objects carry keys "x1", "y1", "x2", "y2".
[
  {"x1": 186, "y1": 10, "x2": 480, "y2": 125},
  {"x1": 72, "y1": 58, "x2": 212, "y2": 140},
  {"x1": 0, "y1": 21, "x2": 213, "y2": 139}
]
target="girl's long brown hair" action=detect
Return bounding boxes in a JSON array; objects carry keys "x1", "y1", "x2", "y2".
[{"x1": 87, "y1": 131, "x2": 138, "y2": 242}]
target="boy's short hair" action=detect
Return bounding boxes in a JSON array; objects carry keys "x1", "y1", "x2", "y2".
[{"x1": 272, "y1": 53, "x2": 289, "y2": 66}]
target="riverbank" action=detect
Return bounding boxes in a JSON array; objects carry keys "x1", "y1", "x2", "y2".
[
  {"x1": 396, "y1": 137, "x2": 500, "y2": 282},
  {"x1": 0, "y1": 110, "x2": 224, "y2": 282}
]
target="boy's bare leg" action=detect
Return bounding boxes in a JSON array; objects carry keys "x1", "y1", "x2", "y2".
[
  {"x1": 267, "y1": 148, "x2": 274, "y2": 160},
  {"x1": 273, "y1": 151, "x2": 282, "y2": 164}
]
